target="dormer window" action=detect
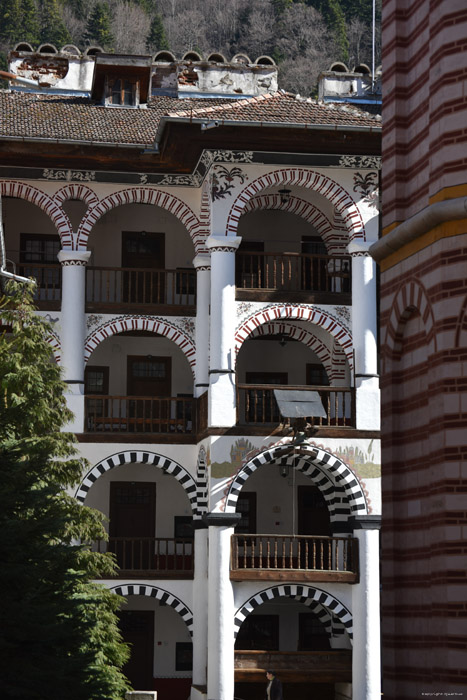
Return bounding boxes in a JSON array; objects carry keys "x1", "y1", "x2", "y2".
[{"x1": 106, "y1": 76, "x2": 139, "y2": 106}]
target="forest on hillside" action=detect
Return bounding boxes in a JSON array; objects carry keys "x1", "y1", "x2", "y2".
[{"x1": 0, "y1": 0, "x2": 381, "y2": 95}]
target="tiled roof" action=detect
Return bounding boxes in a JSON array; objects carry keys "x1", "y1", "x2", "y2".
[{"x1": 0, "y1": 90, "x2": 380, "y2": 146}]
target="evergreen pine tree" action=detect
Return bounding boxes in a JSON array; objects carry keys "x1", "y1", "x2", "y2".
[
  {"x1": 20, "y1": 0, "x2": 41, "y2": 46},
  {"x1": 40, "y1": 0, "x2": 72, "y2": 46},
  {"x1": 0, "y1": 283, "x2": 130, "y2": 700},
  {"x1": 84, "y1": 1, "x2": 114, "y2": 50},
  {"x1": 146, "y1": 11, "x2": 169, "y2": 52},
  {"x1": 0, "y1": 0, "x2": 22, "y2": 45}
]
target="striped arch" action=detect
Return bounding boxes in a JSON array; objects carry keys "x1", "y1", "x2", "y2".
[
  {"x1": 224, "y1": 443, "x2": 366, "y2": 521},
  {"x1": 235, "y1": 305, "x2": 353, "y2": 371},
  {"x1": 0, "y1": 180, "x2": 73, "y2": 247},
  {"x1": 383, "y1": 278, "x2": 436, "y2": 362},
  {"x1": 226, "y1": 168, "x2": 365, "y2": 242},
  {"x1": 110, "y1": 584, "x2": 193, "y2": 636},
  {"x1": 234, "y1": 585, "x2": 353, "y2": 642},
  {"x1": 76, "y1": 187, "x2": 202, "y2": 251},
  {"x1": 75, "y1": 450, "x2": 198, "y2": 513},
  {"x1": 46, "y1": 331, "x2": 61, "y2": 364},
  {"x1": 195, "y1": 446, "x2": 208, "y2": 518},
  {"x1": 84, "y1": 316, "x2": 196, "y2": 373},
  {"x1": 247, "y1": 321, "x2": 335, "y2": 382},
  {"x1": 53, "y1": 184, "x2": 99, "y2": 208},
  {"x1": 243, "y1": 194, "x2": 334, "y2": 251},
  {"x1": 197, "y1": 178, "x2": 211, "y2": 254}
]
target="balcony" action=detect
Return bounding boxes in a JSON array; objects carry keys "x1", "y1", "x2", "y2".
[
  {"x1": 18, "y1": 263, "x2": 61, "y2": 310},
  {"x1": 236, "y1": 385, "x2": 355, "y2": 429},
  {"x1": 236, "y1": 252, "x2": 351, "y2": 304},
  {"x1": 234, "y1": 650, "x2": 352, "y2": 683},
  {"x1": 231, "y1": 534, "x2": 359, "y2": 583},
  {"x1": 86, "y1": 266, "x2": 196, "y2": 314},
  {"x1": 96, "y1": 537, "x2": 194, "y2": 578}
]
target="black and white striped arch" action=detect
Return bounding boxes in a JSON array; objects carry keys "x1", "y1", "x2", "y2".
[
  {"x1": 110, "y1": 584, "x2": 193, "y2": 636},
  {"x1": 75, "y1": 450, "x2": 198, "y2": 515},
  {"x1": 234, "y1": 584, "x2": 353, "y2": 642},
  {"x1": 225, "y1": 444, "x2": 367, "y2": 524}
]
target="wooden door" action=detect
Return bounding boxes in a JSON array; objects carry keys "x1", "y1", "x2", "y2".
[
  {"x1": 297, "y1": 485, "x2": 331, "y2": 536},
  {"x1": 122, "y1": 231, "x2": 165, "y2": 304},
  {"x1": 109, "y1": 481, "x2": 156, "y2": 569},
  {"x1": 127, "y1": 356, "x2": 171, "y2": 431},
  {"x1": 119, "y1": 610, "x2": 154, "y2": 690}
]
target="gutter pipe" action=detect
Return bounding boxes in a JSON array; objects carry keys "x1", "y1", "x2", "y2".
[
  {"x1": 370, "y1": 197, "x2": 467, "y2": 262},
  {"x1": 0, "y1": 69, "x2": 42, "y2": 89}
]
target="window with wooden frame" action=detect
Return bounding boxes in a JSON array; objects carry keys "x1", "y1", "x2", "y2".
[
  {"x1": 235, "y1": 614, "x2": 279, "y2": 651},
  {"x1": 105, "y1": 76, "x2": 139, "y2": 106},
  {"x1": 235, "y1": 492, "x2": 257, "y2": 534},
  {"x1": 19, "y1": 233, "x2": 61, "y2": 292},
  {"x1": 298, "y1": 612, "x2": 331, "y2": 651},
  {"x1": 85, "y1": 366, "x2": 109, "y2": 419}
]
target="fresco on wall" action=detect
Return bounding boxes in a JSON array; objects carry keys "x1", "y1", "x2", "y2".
[
  {"x1": 211, "y1": 438, "x2": 256, "y2": 478},
  {"x1": 333, "y1": 440, "x2": 380, "y2": 478}
]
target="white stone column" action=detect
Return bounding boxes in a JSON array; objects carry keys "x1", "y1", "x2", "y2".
[
  {"x1": 58, "y1": 249, "x2": 91, "y2": 432},
  {"x1": 348, "y1": 241, "x2": 380, "y2": 430},
  {"x1": 206, "y1": 236, "x2": 241, "y2": 427},
  {"x1": 191, "y1": 522, "x2": 209, "y2": 693},
  {"x1": 351, "y1": 515, "x2": 381, "y2": 700},
  {"x1": 205, "y1": 512, "x2": 241, "y2": 700},
  {"x1": 193, "y1": 254, "x2": 211, "y2": 398}
]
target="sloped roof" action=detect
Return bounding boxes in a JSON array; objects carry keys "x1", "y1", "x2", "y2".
[{"x1": 0, "y1": 89, "x2": 380, "y2": 147}]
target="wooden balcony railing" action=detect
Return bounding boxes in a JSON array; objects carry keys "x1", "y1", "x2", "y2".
[
  {"x1": 85, "y1": 395, "x2": 195, "y2": 434},
  {"x1": 237, "y1": 384, "x2": 355, "y2": 428},
  {"x1": 231, "y1": 534, "x2": 358, "y2": 582},
  {"x1": 96, "y1": 537, "x2": 194, "y2": 577},
  {"x1": 86, "y1": 266, "x2": 196, "y2": 311},
  {"x1": 236, "y1": 252, "x2": 351, "y2": 302},
  {"x1": 235, "y1": 650, "x2": 352, "y2": 683},
  {"x1": 18, "y1": 263, "x2": 61, "y2": 305}
]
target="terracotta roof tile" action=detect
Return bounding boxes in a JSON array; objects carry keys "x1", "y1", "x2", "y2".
[{"x1": 0, "y1": 89, "x2": 380, "y2": 147}]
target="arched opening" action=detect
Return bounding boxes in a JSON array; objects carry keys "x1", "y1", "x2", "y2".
[
  {"x1": 1, "y1": 197, "x2": 62, "y2": 308},
  {"x1": 111, "y1": 585, "x2": 193, "y2": 697},
  {"x1": 84, "y1": 329, "x2": 195, "y2": 436},
  {"x1": 83, "y1": 456, "x2": 195, "y2": 576},
  {"x1": 234, "y1": 588, "x2": 352, "y2": 700},
  {"x1": 227, "y1": 448, "x2": 362, "y2": 583},
  {"x1": 85, "y1": 202, "x2": 197, "y2": 313},
  {"x1": 236, "y1": 196, "x2": 351, "y2": 305}
]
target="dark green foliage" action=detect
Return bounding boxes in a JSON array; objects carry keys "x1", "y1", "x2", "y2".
[
  {"x1": 0, "y1": 283, "x2": 130, "y2": 700},
  {"x1": 20, "y1": 0, "x2": 41, "y2": 45},
  {"x1": 147, "y1": 11, "x2": 169, "y2": 52},
  {"x1": 84, "y1": 1, "x2": 114, "y2": 50},
  {"x1": 307, "y1": 0, "x2": 349, "y2": 62},
  {"x1": 40, "y1": 0, "x2": 72, "y2": 46},
  {"x1": 0, "y1": 0, "x2": 22, "y2": 45},
  {"x1": 272, "y1": 0, "x2": 293, "y2": 16}
]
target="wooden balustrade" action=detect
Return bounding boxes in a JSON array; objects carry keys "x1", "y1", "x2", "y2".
[
  {"x1": 231, "y1": 534, "x2": 358, "y2": 582},
  {"x1": 96, "y1": 537, "x2": 194, "y2": 576},
  {"x1": 236, "y1": 251, "x2": 351, "y2": 301},
  {"x1": 234, "y1": 650, "x2": 352, "y2": 683},
  {"x1": 85, "y1": 395, "x2": 195, "y2": 434},
  {"x1": 236, "y1": 384, "x2": 355, "y2": 428},
  {"x1": 86, "y1": 266, "x2": 196, "y2": 310}
]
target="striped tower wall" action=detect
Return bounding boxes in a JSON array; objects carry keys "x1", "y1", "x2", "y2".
[
  {"x1": 379, "y1": 235, "x2": 467, "y2": 697},
  {"x1": 382, "y1": 0, "x2": 467, "y2": 229}
]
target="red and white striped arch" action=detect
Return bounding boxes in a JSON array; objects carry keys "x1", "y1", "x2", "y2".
[
  {"x1": 243, "y1": 194, "x2": 334, "y2": 252},
  {"x1": 53, "y1": 184, "x2": 99, "y2": 208},
  {"x1": 226, "y1": 168, "x2": 365, "y2": 242},
  {"x1": 84, "y1": 316, "x2": 196, "y2": 374},
  {"x1": 0, "y1": 180, "x2": 73, "y2": 247},
  {"x1": 236, "y1": 305, "x2": 353, "y2": 370},
  {"x1": 76, "y1": 187, "x2": 203, "y2": 251}
]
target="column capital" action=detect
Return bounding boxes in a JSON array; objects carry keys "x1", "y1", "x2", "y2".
[
  {"x1": 193, "y1": 253, "x2": 211, "y2": 270},
  {"x1": 203, "y1": 512, "x2": 242, "y2": 528},
  {"x1": 206, "y1": 235, "x2": 241, "y2": 253},
  {"x1": 58, "y1": 250, "x2": 91, "y2": 266},
  {"x1": 349, "y1": 514, "x2": 381, "y2": 530},
  {"x1": 347, "y1": 240, "x2": 374, "y2": 257}
]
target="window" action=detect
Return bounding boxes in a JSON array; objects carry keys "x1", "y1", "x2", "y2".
[
  {"x1": 20, "y1": 233, "x2": 61, "y2": 298},
  {"x1": 306, "y1": 363, "x2": 329, "y2": 387},
  {"x1": 298, "y1": 612, "x2": 331, "y2": 651},
  {"x1": 174, "y1": 516, "x2": 194, "y2": 539},
  {"x1": 175, "y1": 642, "x2": 193, "y2": 671},
  {"x1": 106, "y1": 77, "x2": 139, "y2": 106},
  {"x1": 235, "y1": 615, "x2": 279, "y2": 650},
  {"x1": 236, "y1": 492, "x2": 257, "y2": 534},
  {"x1": 85, "y1": 366, "x2": 109, "y2": 419}
]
